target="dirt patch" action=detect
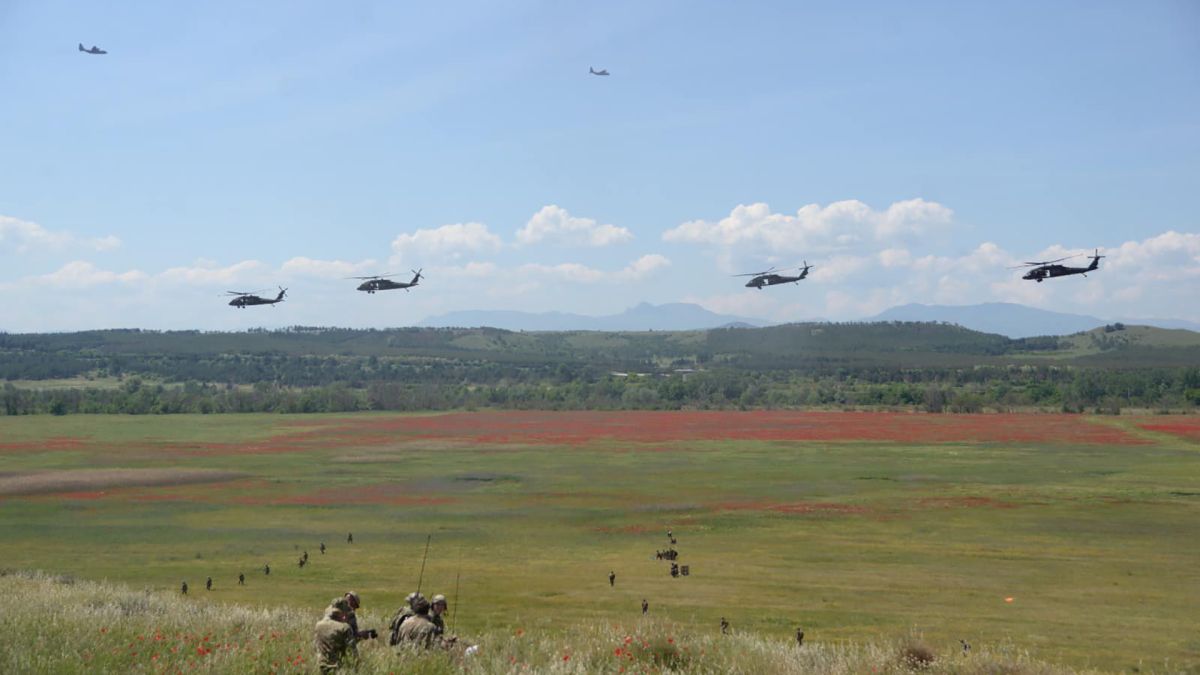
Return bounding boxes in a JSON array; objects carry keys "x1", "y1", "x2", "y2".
[
  {"x1": 0, "y1": 437, "x2": 89, "y2": 453},
  {"x1": 0, "y1": 469, "x2": 246, "y2": 497},
  {"x1": 918, "y1": 496, "x2": 1020, "y2": 509},
  {"x1": 231, "y1": 483, "x2": 457, "y2": 507},
  {"x1": 331, "y1": 411, "x2": 1149, "y2": 446},
  {"x1": 1136, "y1": 419, "x2": 1200, "y2": 442},
  {"x1": 717, "y1": 501, "x2": 868, "y2": 515}
]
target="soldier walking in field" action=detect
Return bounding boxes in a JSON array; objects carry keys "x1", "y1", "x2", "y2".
[
  {"x1": 264, "y1": 563, "x2": 270, "y2": 576},
  {"x1": 642, "y1": 598, "x2": 648, "y2": 615},
  {"x1": 238, "y1": 573, "x2": 245, "y2": 586},
  {"x1": 796, "y1": 627, "x2": 804, "y2": 647},
  {"x1": 320, "y1": 542, "x2": 326, "y2": 554},
  {"x1": 720, "y1": 617, "x2": 729, "y2": 634},
  {"x1": 299, "y1": 556, "x2": 307, "y2": 569},
  {"x1": 206, "y1": 577, "x2": 212, "y2": 591},
  {"x1": 609, "y1": 570, "x2": 616, "y2": 587},
  {"x1": 347, "y1": 532, "x2": 353, "y2": 544},
  {"x1": 181, "y1": 581, "x2": 188, "y2": 595}
]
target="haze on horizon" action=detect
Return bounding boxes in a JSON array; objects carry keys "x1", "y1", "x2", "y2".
[{"x1": 1, "y1": 1, "x2": 1198, "y2": 332}]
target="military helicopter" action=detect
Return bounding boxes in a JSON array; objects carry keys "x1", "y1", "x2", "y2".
[
  {"x1": 589, "y1": 67, "x2": 610, "y2": 76},
  {"x1": 226, "y1": 287, "x2": 286, "y2": 308},
  {"x1": 735, "y1": 262, "x2": 814, "y2": 289},
  {"x1": 349, "y1": 269, "x2": 423, "y2": 294},
  {"x1": 78, "y1": 43, "x2": 107, "y2": 55},
  {"x1": 1011, "y1": 249, "x2": 1104, "y2": 282}
]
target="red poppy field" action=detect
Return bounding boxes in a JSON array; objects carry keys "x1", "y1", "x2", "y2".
[{"x1": 0, "y1": 411, "x2": 1197, "y2": 671}]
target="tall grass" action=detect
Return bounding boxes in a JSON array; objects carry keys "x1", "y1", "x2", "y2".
[{"x1": 0, "y1": 571, "x2": 1094, "y2": 674}]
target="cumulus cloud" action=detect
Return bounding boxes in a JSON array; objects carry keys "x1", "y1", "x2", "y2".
[
  {"x1": 618, "y1": 254, "x2": 671, "y2": 280},
  {"x1": 0, "y1": 215, "x2": 121, "y2": 253},
  {"x1": 158, "y1": 259, "x2": 265, "y2": 285},
  {"x1": 663, "y1": 198, "x2": 953, "y2": 253},
  {"x1": 36, "y1": 261, "x2": 146, "y2": 287},
  {"x1": 281, "y1": 256, "x2": 378, "y2": 279},
  {"x1": 514, "y1": 255, "x2": 670, "y2": 285},
  {"x1": 390, "y1": 222, "x2": 502, "y2": 264},
  {"x1": 517, "y1": 205, "x2": 632, "y2": 247}
]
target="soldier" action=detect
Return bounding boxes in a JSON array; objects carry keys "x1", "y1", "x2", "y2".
[
  {"x1": 238, "y1": 573, "x2": 245, "y2": 586},
  {"x1": 206, "y1": 577, "x2": 213, "y2": 591},
  {"x1": 670, "y1": 563, "x2": 679, "y2": 578},
  {"x1": 337, "y1": 591, "x2": 377, "y2": 640},
  {"x1": 264, "y1": 563, "x2": 270, "y2": 576},
  {"x1": 299, "y1": 557, "x2": 307, "y2": 569},
  {"x1": 641, "y1": 598, "x2": 648, "y2": 615},
  {"x1": 181, "y1": 581, "x2": 188, "y2": 595},
  {"x1": 796, "y1": 627, "x2": 804, "y2": 647},
  {"x1": 720, "y1": 617, "x2": 729, "y2": 635},
  {"x1": 960, "y1": 639, "x2": 970, "y2": 655},
  {"x1": 320, "y1": 542, "x2": 326, "y2": 554},
  {"x1": 314, "y1": 598, "x2": 357, "y2": 674},
  {"x1": 395, "y1": 596, "x2": 441, "y2": 649},
  {"x1": 303, "y1": 550, "x2": 309, "y2": 562},
  {"x1": 347, "y1": 532, "x2": 353, "y2": 544},
  {"x1": 388, "y1": 592, "x2": 424, "y2": 646},
  {"x1": 609, "y1": 571, "x2": 616, "y2": 587}
]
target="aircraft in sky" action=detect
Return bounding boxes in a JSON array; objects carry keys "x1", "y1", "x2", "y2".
[
  {"x1": 1011, "y1": 249, "x2": 1104, "y2": 282},
  {"x1": 589, "y1": 67, "x2": 609, "y2": 76},
  {"x1": 226, "y1": 288, "x2": 286, "y2": 308},
  {"x1": 349, "y1": 269, "x2": 423, "y2": 294},
  {"x1": 735, "y1": 262, "x2": 814, "y2": 290},
  {"x1": 78, "y1": 43, "x2": 107, "y2": 55}
]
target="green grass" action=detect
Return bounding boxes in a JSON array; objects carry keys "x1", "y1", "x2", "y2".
[{"x1": 1, "y1": 413, "x2": 1198, "y2": 673}]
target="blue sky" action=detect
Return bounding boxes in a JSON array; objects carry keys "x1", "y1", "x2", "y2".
[{"x1": 1, "y1": 0, "x2": 1198, "y2": 330}]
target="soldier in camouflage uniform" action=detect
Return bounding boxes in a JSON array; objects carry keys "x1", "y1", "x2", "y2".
[
  {"x1": 395, "y1": 596, "x2": 441, "y2": 649},
  {"x1": 388, "y1": 592, "x2": 424, "y2": 646},
  {"x1": 314, "y1": 598, "x2": 357, "y2": 674}
]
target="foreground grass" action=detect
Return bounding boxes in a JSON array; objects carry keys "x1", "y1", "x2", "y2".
[{"x1": 0, "y1": 571, "x2": 1087, "y2": 674}]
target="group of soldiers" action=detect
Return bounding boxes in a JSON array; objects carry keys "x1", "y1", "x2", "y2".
[
  {"x1": 315, "y1": 589, "x2": 463, "y2": 673},
  {"x1": 180, "y1": 534, "x2": 353, "y2": 595}
]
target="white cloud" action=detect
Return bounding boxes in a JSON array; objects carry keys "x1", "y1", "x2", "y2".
[
  {"x1": 663, "y1": 198, "x2": 953, "y2": 254},
  {"x1": 390, "y1": 222, "x2": 502, "y2": 264},
  {"x1": 0, "y1": 215, "x2": 121, "y2": 253},
  {"x1": 36, "y1": 261, "x2": 146, "y2": 287},
  {"x1": 809, "y1": 255, "x2": 869, "y2": 283},
  {"x1": 516, "y1": 205, "x2": 632, "y2": 247},
  {"x1": 158, "y1": 259, "x2": 265, "y2": 285},
  {"x1": 281, "y1": 256, "x2": 379, "y2": 279},
  {"x1": 517, "y1": 262, "x2": 607, "y2": 283},
  {"x1": 618, "y1": 254, "x2": 671, "y2": 280}
]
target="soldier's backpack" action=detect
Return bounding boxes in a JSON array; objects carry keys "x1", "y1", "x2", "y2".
[{"x1": 388, "y1": 609, "x2": 412, "y2": 646}]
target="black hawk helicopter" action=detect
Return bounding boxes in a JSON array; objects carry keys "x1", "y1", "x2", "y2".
[
  {"x1": 226, "y1": 287, "x2": 286, "y2": 308},
  {"x1": 589, "y1": 67, "x2": 610, "y2": 76},
  {"x1": 1011, "y1": 249, "x2": 1104, "y2": 282},
  {"x1": 78, "y1": 43, "x2": 107, "y2": 55},
  {"x1": 350, "y1": 269, "x2": 423, "y2": 294},
  {"x1": 735, "y1": 262, "x2": 813, "y2": 289}
]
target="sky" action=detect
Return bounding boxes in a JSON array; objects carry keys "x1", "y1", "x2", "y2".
[{"x1": 1, "y1": 0, "x2": 1198, "y2": 331}]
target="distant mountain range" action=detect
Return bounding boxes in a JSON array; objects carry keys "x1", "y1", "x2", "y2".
[
  {"x1": 418, "y1": 301, "x2": 1198, "y2": 338},
  {"x1": 418, "y1": 302, "x2": 768, "y2": 331},
  {"x1": 868, "y1": 303, "x2": 1200, "y2": 339}
]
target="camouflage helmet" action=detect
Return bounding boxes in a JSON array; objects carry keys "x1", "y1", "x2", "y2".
[
  {"x1": 411, "y1": 595, "x2": 431, "y2": 614},
  {"x1": 431, "y1": 594, "x2": 447, "y2": 606},
  {"x1": 344, "y1": 591, "x2": 360, "y2": 608},
  {"x1": 406, "y1": 591, "x2": 426, "y2": 608}
]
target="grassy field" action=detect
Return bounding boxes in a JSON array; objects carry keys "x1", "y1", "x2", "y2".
[{"x1": 1, "y1": 411, "x2": 1198, "y2": 673}]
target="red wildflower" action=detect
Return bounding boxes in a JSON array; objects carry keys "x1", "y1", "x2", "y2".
[{"x1": 563, "y1": 653, "x2": 570, "y2": 661}]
